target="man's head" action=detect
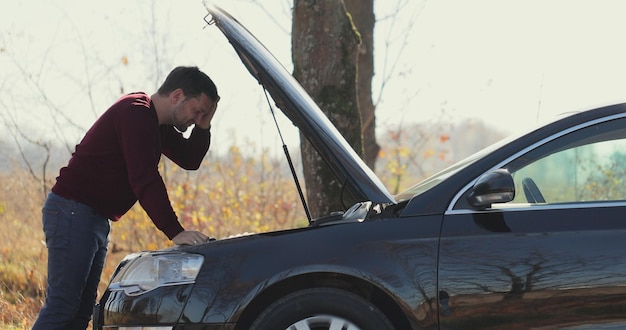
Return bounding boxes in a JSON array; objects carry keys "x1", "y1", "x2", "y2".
[
  {"x1": 155, "y1": 66, "x2": 220, "y2": 131},
  {"x1": 158, "y1": 66, "x2": 219, "y2": 102}
]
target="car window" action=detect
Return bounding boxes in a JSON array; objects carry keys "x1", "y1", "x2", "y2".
[
  {"x1": 499, "y1": 117, "x2": 626, "y2": 206},
  {"x1": 397, "y1": 113, "x2": 577, "y2": 203}
]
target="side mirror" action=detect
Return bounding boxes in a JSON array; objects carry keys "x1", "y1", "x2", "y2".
[{"x1": 467, "y1": 169, "x2": 515, "y2": 209}]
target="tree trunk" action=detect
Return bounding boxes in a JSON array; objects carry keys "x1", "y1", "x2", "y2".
[
  {"x1": 344, "y1": 0, "x2": 379, "y2": 171},
  {"x1": 292, "y1": 0, "x2": 361, "y2": 217}
]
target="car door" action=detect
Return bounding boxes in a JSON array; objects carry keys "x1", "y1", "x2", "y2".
[{"x1": 438, "y1": 115, "x2": 626, "y2": 329}]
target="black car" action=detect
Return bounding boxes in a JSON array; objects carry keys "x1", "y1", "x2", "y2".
[{"x1": 93, "y1": 5, "x2": 626, "y2": 330}]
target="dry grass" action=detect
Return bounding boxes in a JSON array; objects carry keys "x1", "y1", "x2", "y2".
[
  {"x1": 0, "y1": 146, "x2": 307, "y2": 329},
  {"x1": 0, "y1": 165, "x2": 47, "y2": 328}
]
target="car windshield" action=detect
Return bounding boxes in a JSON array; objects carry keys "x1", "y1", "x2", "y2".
[
  {"x1": 393, "y1": 133, "x2": 519, "y2": 202},
  {"x1": 393, "y1": 111, "x2": 581, "y2": 202}
]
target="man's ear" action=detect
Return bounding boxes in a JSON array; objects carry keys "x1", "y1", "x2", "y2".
[{"x1": 170, "y1": 88, "x2": 185, "y2": 104}]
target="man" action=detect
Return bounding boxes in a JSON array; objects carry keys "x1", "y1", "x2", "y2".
[{"x1": 32, "y1": 66, "x2": 220, "y2": 329}]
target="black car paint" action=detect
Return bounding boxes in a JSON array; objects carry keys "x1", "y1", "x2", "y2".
[
  {"x1": 101, "y1": 216, "x2": 442, "y2": 329},
  {"x1": 94, "y1": 3, "x2": 626, "y2": 329},
  {"x1": 440, "y1": 206, "x2": 626, "y2": 327},
  {"x1": 96, "y1": 99, "x2": 626, "y2": 330}
]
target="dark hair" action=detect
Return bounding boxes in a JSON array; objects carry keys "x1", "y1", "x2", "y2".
[{"x1": 158, "y1": 66, "x2": 219, "y2": 101}]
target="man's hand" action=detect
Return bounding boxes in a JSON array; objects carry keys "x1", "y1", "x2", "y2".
[
  {"x1": 172, "y1": 230, "x2": 209, "y2": 245},
  {"x1": 196, "y1": 96, "x2": 220, "y2": 130}
]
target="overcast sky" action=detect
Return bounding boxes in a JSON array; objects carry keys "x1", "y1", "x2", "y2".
[{"x1": 2, "y1": 0, "x2": 626, "y2": 155}]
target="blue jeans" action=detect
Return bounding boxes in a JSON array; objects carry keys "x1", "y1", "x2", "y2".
[{"x1": 32, "y1": 192, "x2": 110, "y2": 330}]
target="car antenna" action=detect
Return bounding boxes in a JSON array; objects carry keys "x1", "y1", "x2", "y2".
[{"x1": 260, "y1": 84, "x2": 313, "y2": 224}]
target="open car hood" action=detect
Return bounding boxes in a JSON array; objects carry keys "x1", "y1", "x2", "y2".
[{"x1": 205, "y1": 5, "x2": 395, "y2": 204}]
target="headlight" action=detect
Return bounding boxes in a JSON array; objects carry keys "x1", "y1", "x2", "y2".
[{"x1": 108, "y1": 252, "x2": 204, "y2": 296}]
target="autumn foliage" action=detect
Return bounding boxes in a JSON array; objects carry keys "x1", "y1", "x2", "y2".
[{"x1": 0, "y1": 145, "x2": 308, "y2": 329}]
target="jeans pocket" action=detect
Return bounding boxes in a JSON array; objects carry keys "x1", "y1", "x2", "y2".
[{"x1": 42, "y1": 208, "x2": 69, "y2": 249}]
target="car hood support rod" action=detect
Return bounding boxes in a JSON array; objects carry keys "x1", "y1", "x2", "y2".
[{"x1": 262, "y1": 85, "x2": 313, "y2": 223}]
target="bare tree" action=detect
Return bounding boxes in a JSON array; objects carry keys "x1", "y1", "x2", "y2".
[
  {"x1": 0, "y1": 102, "x2": 51, "y2": 197},
  {"x1": 0, "y1": 1, "x2": 184, "y2": 190}
]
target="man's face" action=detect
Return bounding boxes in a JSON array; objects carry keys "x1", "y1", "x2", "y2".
[{"x1": 171, "y1": 93, "x2": 217, "y2": 132}]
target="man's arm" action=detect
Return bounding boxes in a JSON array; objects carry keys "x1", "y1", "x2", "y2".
[
  {"x1": 161, "y1": 95, "x2": 219, "y2": 169},
  {"x1": 160, "y1": 125, "x2": 210, "y2": 170}
]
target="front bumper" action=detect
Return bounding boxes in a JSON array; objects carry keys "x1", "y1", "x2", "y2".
[{"x1": 93, "y1": 284, "x2": 192, "y2": 329}]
